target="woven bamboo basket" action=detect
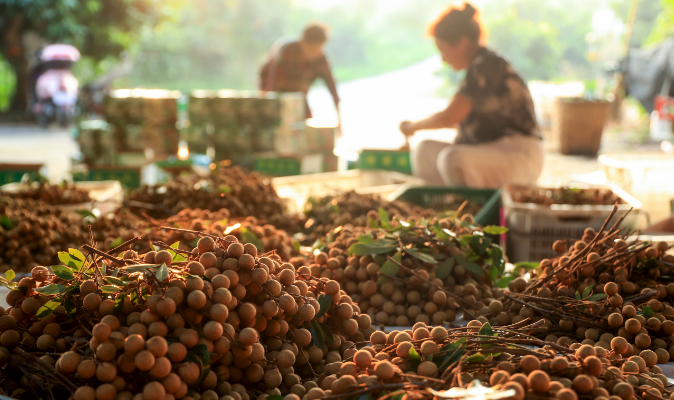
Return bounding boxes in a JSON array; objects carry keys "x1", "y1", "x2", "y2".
[{"x1": 552, "y1": 98, "x2": 609, "y2": 155}]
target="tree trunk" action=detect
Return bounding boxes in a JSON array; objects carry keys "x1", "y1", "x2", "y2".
[{"x1": 2, "y1": 14, "x2": 28, "y2": 114}]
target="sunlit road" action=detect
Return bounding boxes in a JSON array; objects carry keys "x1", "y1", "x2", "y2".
[{"x1": 307, "y1": 56, "x2": 457, "y2": 153}]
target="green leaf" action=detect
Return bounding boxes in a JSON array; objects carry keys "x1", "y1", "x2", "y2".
[
  {"x1": 218, "y1": 185, "x2": 232, "y2": 194},
  {"x1": 515, "y1": 261, "x2": 540, "y2": 270},
  {"x1": 483, "y1": 226, "x2": 509, "y2": 235},
  {"x1": 494, "y1": 274, "x2": 519, "y2": 288},
  {"x1": 316, "y1": 321, "x2": 334, "y2": 345},
  {"x1": 315, "y1": 294, "x2": 333, "y2": 319},
  {"x1": 130, "y1": 290, "x2": 139, "y2": 305},
  {"x1": 110, "y1": 237, "x2": 122, "y2": 248},
  {"x1": 491, "y1": 246, "x2": 505, "y2": 275},
  {"x1": 150, "y1": 242, "x2": 157, "y2": 252},
  {"x1": 431, "y1": 222, "x2": 450, "y2": 240},
  {"x1": 377, "y1": 251, "x2": 402, "y2": 284},
  {"x1": 75, "y1": 209, "x2": 96, "y2": 219},
  {"x1": 104, "y1": 277, "x2": 127, "y2": 286},
  {"x1": 378, "y1": 208, "x2": 391, "y2": 229},
  {"x1": 348, "y1": 240, "x2": 397, "y2": 256},
  {"x1": 121, "y1": 263, "x2": 162, "y2": 272},
  {"x1": 439, "y1": 338, "x2": 467, "y2": 368},
  {"x1": 587, "y1": 293, "x2": 607, "y2": 302},
  {"x1": 184, "y1": 344, "x2": 211, "y2": 386},
  {"x1": 408, "y1": 347, "x2": 422, "y2": 370},
  {"x1": 5, "y1": 270, "x2": 15, "y2": 282},
  {"x1": 0, "y1": 215, "x2": 13, "y2": 229},
  {"x1": 113, "y1": 295, "x2": 125, "y2": 315},
  {"x1": 405, "y1": 247, "x2": 438, "y2": 264},
  {"x1": 478, "y1": 323, "x2": 496, "y2": 339},
  {"x1": 575, "y1": 291, "x2": 582, "y2": 300},
  {"x1": 266, "y1": 397, "x2": 283, "y2": 400},
  {"x1": 51, "y1": 265, "x2": 74, "y2": 281},
  {"x1": 453, "y1": 255, "x2": 483, "y2": 277},
  {"x1": 64, "y1": 296, "x2": 77, "y2": 320},
  {"x1": 35, "y1": 284, "x2": 67, "y2": 295},
  {"x1": 357, "y1": 234, "x2": 374, "y2": 244},
  {"x1": 368, "y1": 217, "x2": 378, "y2": 229},
  {"x1": 310, "y1": 320, "x2": 326, "y2": 351},
  {"x1": 100, "y1": 285, "x2": 121, "y2": 293},
  {"x1": 36, "y1": 298, "x2": 62, "y2": 319},
  {"x1": 467, "y1": 353, "x2": 487, "y2": 363},
  {"x1": 582, "y1": 285, "x2": 593, "y2": 299},
  {"x1": 642, "y1": 306, "x2": 654, "y2": 319},
  {"x1": 435, "y1": 257, "x2": 455, "y2": 280},
  {"x1": 293, "y1": 241, "x2": 300, "y2": 252},
  {"x1": 155, "y1": 264, "x2": 169, "y2": 282},
  {"x1": 240, "y1": 227, "x2": 264, "y2": 252}
]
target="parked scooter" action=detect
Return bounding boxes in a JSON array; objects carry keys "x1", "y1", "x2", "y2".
[{"x1": 30, "y1": 44, "x2": 80, "y2": 128}]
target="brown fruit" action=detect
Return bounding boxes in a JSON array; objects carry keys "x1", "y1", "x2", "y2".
[
  {"x1": 527, "y1": 370, "x2": 550, "y2": 394},
  {"x1": 135, "y1": 350, "x2": 155, "y2": 371}
]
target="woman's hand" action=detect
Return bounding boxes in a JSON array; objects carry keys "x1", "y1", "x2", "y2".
[{"x1": 399, "y1": 121, "x2": 417, "y2": 136}]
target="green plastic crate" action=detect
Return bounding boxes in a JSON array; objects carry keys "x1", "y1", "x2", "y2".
[
  {"x1": 253, "y1": 157, "x2": 301, "y2": 177},
  {"x1": 392, "y1": 186, "x2": 501, "y2": 227},
  {"x1": 359, "y1": 150, "x2": 412, "y2": 174},
  {"x1": 0, "y1": 164, "x2": 43, "y2": 186},
  {"x1": 73, "y1": 168, "x2": 141, "y2": 189}
]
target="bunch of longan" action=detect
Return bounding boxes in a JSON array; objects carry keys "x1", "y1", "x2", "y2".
[
  {"x1": 488, "y1": 342, "x2": 671, "y2": 400},
  {"x1": 0, "y1": 198, "x2": 90, "y2": 272},
  {"x1": 291, "y1": 216, "x2": 500, "y2": 328},
  {"x1": 0, "y1": 233, "x2": 371, "y2": 400},
  {"x1": 6, "y1": 182, "x2": 92, "y2": 205}
]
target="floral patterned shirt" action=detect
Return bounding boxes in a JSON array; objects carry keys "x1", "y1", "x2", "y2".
[{"x1": 456, "y1": 47, "x2": 539, "y2": 145}]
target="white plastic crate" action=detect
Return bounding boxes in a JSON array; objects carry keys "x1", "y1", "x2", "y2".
[
  {"x1": 599, "y1": 154, "x2": 674, "y2": 224},
  {"x1": 503, "y1": 184, "x2": 644, "y2": 262}
]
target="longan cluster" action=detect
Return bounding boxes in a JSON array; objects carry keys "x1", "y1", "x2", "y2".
[
  {"x1": 0, "y1": 233, "x2": 372, "y2": 400},
  {"x1": 0, "y1": 198, "x2": 90, "y2": 272},
  {"x1": 488, "y1": 343, "x2": 670, "y2": 400},
  {"x1": 128, "y1": 166, "x2": 292, "y2": 228},
  {"x1": 293, "y1": 217, "x2": 499, "y2": 326},
  {"x1": 6, "y1": 182, "x2": 92, "y2": 205}
]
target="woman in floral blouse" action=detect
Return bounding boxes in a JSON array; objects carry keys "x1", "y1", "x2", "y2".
[{"x1": 400, "y1": 3, "x2": 543, "y2": 188}]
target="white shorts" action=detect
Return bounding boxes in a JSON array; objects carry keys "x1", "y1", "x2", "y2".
[{"x1": 411, "y1": 134, "x2": 544, "y2": 188}]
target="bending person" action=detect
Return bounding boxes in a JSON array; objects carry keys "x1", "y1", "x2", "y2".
[{"x1": 401, "y1": 3, "x2": 543, "y2": 188}]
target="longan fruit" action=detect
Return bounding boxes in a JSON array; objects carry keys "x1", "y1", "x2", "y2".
[
  {"x1": 167, "y1": 342, "x2": 187, "y2": 363},
  {"x1": 83, "y1": 293, "x2": 102, "y2": 312},
  {"x1": 186, "y1": 290, "x2": 207, "y2": 309},
  {"x1": 611, "y1": 337, "x2": 629, "y2": 355},
  {"x1": 156, "y1": 298, "x2": 177, "y2": 317},
  {"x1": 146, "y1": 336, "x2": 168, "y2": 357},
  {"x1": 227, "y1": 243, "x2": 245, "y2": 259},
  {"x1": 21, "y1": 297, "x2": 40, "y2": 316},
  {"x1": 553, "y1": 240, "x2": 567, "y2": 253},
  {"x1": 135, "y1": 350, "x2": 155, "y2": 371},
  {"x1": 57, "y1": 351, "x2": 81, "y2": 374},
  {"x1": 583, "y1": 356, "x2": 602, "y2": 376},
  {"x1": 635, "y1": 334, "x2": 651, "y2": 349},
  {"x1": 162, "y1": 373, "x2": 181, "y2": 394},
  {"x1": 154, "y1": 250, "x2": 173, "y2": 266},
  {"x1": 36, "y1": 334, "x2": 55, "y2": 351},
  {"x1": 353, "y1": 350, "x2": 372, "y2": 369},
  {"x1": 95, "y1": 383, "x2": 116, "y2": 400},
  {"x1": 179, "y1": 362, "x2": 200, "y2": 384},
  {"x1": 198, "y1": 237, "x2": 216, "y2": 254},
  {"x1": 420, "y1": 341, "x2": 439, "y2": 355},
  {"x1": 556, "y1": 388, "x2": 578, "y2": 400},
  {"x1": 624, "y1": 318, "x2": 641, "y2": 334},
  {"x1": 520, "y1": 355, "x2": 541, "y2": 373},
  {"x1": 74, "y1": 386, "x2": 95, "y2": 400},
  {"x1": 179, "y1": 329, "x2": 199, "y2": 348},
  {"x1": 417, "y1": 361, "x2": 438, "y2": 377},
  {"x1": 490, "y1": 370, "x2": 510, "y2": 386},
  {"x1": 150, "y1": 356, "x2": 172, "y2": 378},
  {"x1": 77, "y1": 359, "x2": 96, "y2": 379},
  {"x1": 239, "y1": 327, "x2": 258, "y2": 346},
  {"x1": 96, "y1": 342, "x2": 117, "y2": 361},
  {"x1": 612, "y1": 382, "x2": 634, "y2": 400},
  {"x1": 203, "y1": 321, "x2": 224, "y2": 341},
  {"x1": 96, "y1": 362, "x2": 117, "y2": 382},
  {"x1": 276, "y1": 349, "x2": 296, "y2": 369},
  {"x1": 575, "y1": 344, "x2": 596, "y2": 360},
  {"x1": 528, "y1": 370, "x2": 550, "y2": 394},
  {"x1": 92, "y1": 323, "x2": 111, "y2": 342},
  {"x1": 608, "y1": 313, "x2": 623, "y2": 328},
  {"x1": 0, "y1": 330, "x2": 20, "y2": 347},
  {"x1": 143, "y1": 381, "x2": 166, "y2": 400}
]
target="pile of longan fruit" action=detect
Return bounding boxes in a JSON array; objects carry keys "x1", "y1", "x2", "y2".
[
  {"x1": 6, "y1": 182, "x2": 92, "y2": 205},
  {"x1": 290, "y1": 216, "x2": 499, "y2": 328},
  {"x1": 488, "y1": 341, "x2": 671, "y2": 400},
  {"x1": 0, "y1": 198, "x2": 90, "y2": 272},
  {"x1": 127, "y1": 166, "x2": 292, "y2": 228},
  {"x1": 0, "y1": 233, "x2": 372, "y2": 400}
]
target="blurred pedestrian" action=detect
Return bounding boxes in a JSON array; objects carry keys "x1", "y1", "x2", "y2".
[
  {"x1": 260, "y1": 23, "x2": 340, "y2": 120},
  {"x1": 400, "y1": 2, "x2": 543, "y2": 188}
]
